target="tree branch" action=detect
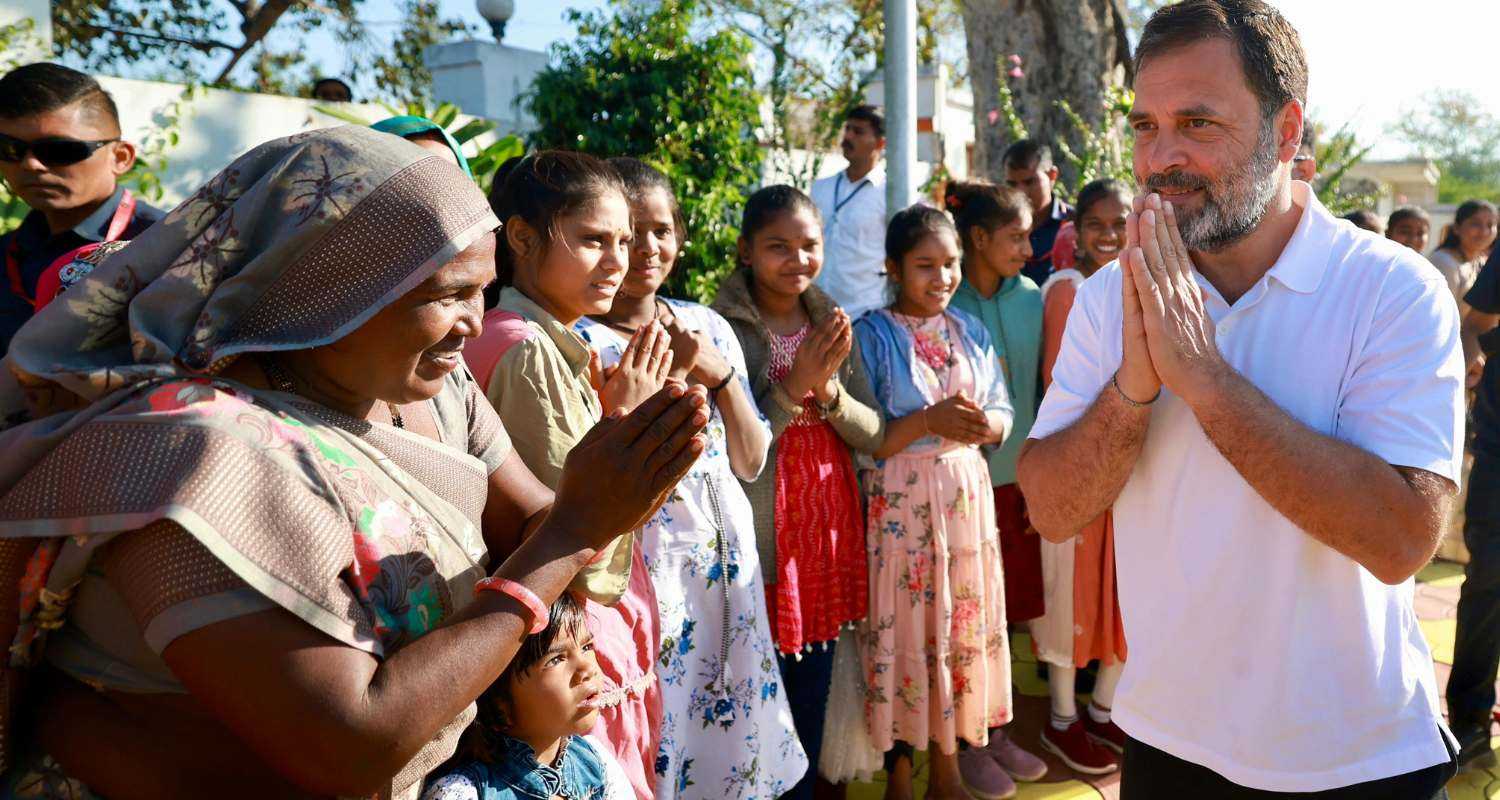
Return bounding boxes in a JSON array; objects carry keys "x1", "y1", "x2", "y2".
[
  {"x1": 77, "y1": 24, "x2": 237, "y2": 54},
  {"x1": 212, "y1": 0, "x2": 297, "y2": 85}
]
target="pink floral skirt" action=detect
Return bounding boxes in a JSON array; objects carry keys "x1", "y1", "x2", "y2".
[{"x1": 862, "y1": 445, "x2": 1011, "y2": 755}]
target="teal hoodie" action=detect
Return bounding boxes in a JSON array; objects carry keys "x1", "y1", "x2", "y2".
[{"x1": 949, "y1": 274, "x2": 1043, "y2": 486}]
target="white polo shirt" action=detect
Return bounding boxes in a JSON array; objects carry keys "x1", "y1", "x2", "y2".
[
  {"x1": 1029, "y1": 183, "x2": 1465, "y2": 791},
  {"x1": 811, "y1": 165, "x2": 888, "y2": 317}
]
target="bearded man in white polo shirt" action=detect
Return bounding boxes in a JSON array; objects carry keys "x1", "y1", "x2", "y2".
[{"x1": 1018, "y1": 1, "x2": 1463, "y2": 797}]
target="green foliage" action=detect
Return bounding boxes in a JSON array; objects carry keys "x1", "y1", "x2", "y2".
[
  {"x1": 1310, "y1": 121, "x2": 1380, "y2": 216},
  {"x1": 990, "y1": 59, "x2": 1133, "y2": 202},
  {"x1": 1394, "y1": 90, "x2": 1500, "y2": 204},
  {"x1": 526, "y1": 0, "x2": 763, "y2": 303},
  {"x1": 48, "y1": 0, "x2": 470, "y2": 105},
  {"x1": 122, "y1": 84, "x2": 203, "y2": 203},
  {"x1": 315, "y1": 101, "x2": 525, "y2": 195},
  {"x1": 0, "y1": 20, "x2": 44, "y2": 234}
]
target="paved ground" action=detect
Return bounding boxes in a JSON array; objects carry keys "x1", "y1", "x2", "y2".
[{"x1": 848, "y1": 559, "x2": 1497, "y2": 800}]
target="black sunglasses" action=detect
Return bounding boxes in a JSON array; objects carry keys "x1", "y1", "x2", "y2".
[{"x1": 0, "y1": 133, "x2": 119, "y2": 167}]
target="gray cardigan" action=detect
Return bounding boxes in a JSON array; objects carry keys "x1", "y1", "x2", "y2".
[{"x1": 711, "y1": 268, "x2": 885, "y2": 581}]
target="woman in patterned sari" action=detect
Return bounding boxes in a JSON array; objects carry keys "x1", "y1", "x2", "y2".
[{"x1": 0, "y1": 126, "x2": 709, "y2": 799}]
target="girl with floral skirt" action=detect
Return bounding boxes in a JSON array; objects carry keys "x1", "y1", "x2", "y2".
[
  {"x1": 854, "y1": 205, "x2": 1015, "y2": 800},
  {"x1": 577, "y1": 160, "x2": 807, "y2": 800}
]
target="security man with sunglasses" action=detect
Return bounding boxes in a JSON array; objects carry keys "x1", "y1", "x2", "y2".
[{"x1": 0, "y1": 63, "x2": 163, "y2": 354}]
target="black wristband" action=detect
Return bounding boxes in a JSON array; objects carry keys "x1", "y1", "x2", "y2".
[{"x1": 708, "y1": 366, "x2": 735, "y2": 401}]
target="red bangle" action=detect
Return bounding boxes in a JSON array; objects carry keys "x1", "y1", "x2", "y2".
[{"x1": 475, "y1": 577, "x2": 549, "y2": 635}]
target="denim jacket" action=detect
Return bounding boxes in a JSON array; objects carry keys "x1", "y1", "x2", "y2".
[
  {"x1": 425, "y1": 735, "x2": 610, "y2": 800},
  {"x1": 853, "y1": 306, "x2": 1014, "y2": 460}
]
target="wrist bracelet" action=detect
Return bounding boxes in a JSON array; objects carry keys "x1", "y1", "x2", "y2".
[
  {"x1": 475, "y1": 576, "x2": 549, "y2": 634},
  {"x1": 1112, "y1": 373, "x2": 1160, "y2": 408},
  {"x1": 708, "y1": 366, "x2": 735, "y2": 404},
  {"x1": 816, "y1": 381, "x2": 843, "y2": 414}
]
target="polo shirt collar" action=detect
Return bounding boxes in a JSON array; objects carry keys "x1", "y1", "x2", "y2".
[
  {"x1": 496, "y1": 286, "x2": 592, "y2": 376},
  {"x1": 1263, "y1": 181, "x2": 1332, "y2": 296}
]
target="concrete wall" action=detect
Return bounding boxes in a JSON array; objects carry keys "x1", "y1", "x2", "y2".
[{"x1": 93, "y1": 77, "x2": 502, "y2": 208}]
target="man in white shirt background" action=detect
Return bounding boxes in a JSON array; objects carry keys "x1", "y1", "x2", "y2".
[
  {"x1": 1018, "y1": 0, "x2": 1462, "y2": 797},
  {"x1": 810, "y1": 105, "x2": 888, "y2": 318}
]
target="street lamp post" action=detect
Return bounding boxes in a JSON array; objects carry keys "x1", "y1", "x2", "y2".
[{"x1": 883, "y1": 0, "x2": 916, "y2": 219}]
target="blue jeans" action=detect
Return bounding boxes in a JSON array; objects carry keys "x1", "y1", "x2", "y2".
[{"x1": 778, "y1": 642, "x2": 837, "y2": 800}]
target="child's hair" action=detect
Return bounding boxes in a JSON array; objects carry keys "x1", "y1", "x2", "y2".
[
  {"x1": 1074, "y1": 178, "x2": 1133, "y2": 222},
  {"x1": 1341, "y1": 209, "x2": 1383, "y2": 233},
  {"x1": 444, "y1": 592, "x2": 591, "y2": 768},
  {"x1": 738, "y1": 185, "x2": 821, "y2": 265},
  {"x1": 1439, "y1": 199, "x2": 1498, "y2": 253},
  {"x1": 1001, "y1": 139, "x2": 1053, "y2": 172},
  {"x1": 1387, "y1": 205, "x2": 1430, "y2": 231},
  {"x1": 943, "y1": 181, "x2": 1029, "y2": 252},
  {"x1": 486, "y1": 150, "x2": 627, "y2": 302},
  {"x1": 886, "y1": 204, "x2": 958, "y2": 266},
  {"x1": 607, "y1": 156, "x2": 685, "y2": 242}
]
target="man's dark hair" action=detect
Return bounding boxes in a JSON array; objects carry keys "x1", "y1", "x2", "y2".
[
  {"x1": 0, "y1": 63, "x2": 120, "y2": 130},
  {"x1": 846, "y1": 104, "x2": 884, "y2": 137},
  {"x1": 312, "y1": 77, "x2": 353, "y2": 100},
  {"x1": 1134, "y1": 0, "x2": 1308, "y2": 123},
  {"x1": 1001, "y1": 139, "x2": 1053, "y2": 172}
]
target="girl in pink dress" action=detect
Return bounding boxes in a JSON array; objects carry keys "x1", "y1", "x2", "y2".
[{"x1": 853, "y1": 205, "x2": 1016, "y2": 800}]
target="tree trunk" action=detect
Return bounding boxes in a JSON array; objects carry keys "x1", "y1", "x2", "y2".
[{"x1": 962, "y1": 0, "x2": 1132, "y2": 190}]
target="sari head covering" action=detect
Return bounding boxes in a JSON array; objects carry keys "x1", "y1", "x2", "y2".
[
  {"x1": 372, "y1": 115, "x2": 473, "y2": 178},
  {"x1": 0, "y1": 125, "x2": 500, "y2": 797}
]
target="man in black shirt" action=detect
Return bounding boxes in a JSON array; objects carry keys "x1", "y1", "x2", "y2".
[
  {"x1": 0, "y1": 63, "x2": 163, "y2": 354},
  {"x1": 1448, "y1": 242, "x2": 1500, "y2": 764}
]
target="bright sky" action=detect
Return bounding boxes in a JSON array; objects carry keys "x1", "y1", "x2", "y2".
[{"x1": 336, "y1": 0, "x2": 1500, "y2": 160}]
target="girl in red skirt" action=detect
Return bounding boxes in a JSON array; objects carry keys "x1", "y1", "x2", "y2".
[{"x1": 713, "y1": 185, "x2": 886, "y2": 800}]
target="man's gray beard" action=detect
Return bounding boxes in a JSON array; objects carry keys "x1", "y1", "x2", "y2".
[{"x1": 1154, "y1": 122, "x2": 1282, "y2": 253}]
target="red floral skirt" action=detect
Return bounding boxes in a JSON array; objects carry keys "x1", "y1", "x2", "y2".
[{"x1": 768, "y1": 420, "x2": 868, "y2": 654}]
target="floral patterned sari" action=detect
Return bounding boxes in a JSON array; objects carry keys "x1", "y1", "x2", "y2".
[{"x1": 0, "y1": 126, "x2": 501, "y2": 799}]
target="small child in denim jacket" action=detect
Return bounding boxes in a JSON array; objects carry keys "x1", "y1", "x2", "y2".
[{"x1": 423, "y1": 593, "x2": 633, "y2": 800}]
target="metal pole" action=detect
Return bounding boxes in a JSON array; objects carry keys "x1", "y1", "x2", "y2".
[{"x1": 883, "y1": 0, "x2": 916, "y2": 219}]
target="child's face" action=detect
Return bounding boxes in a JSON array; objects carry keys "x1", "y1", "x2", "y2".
[
  {"x1": 1077, "y1": 194, "x2": 1130, "y2": 269},
  {"x1": 1387, "y1": 217, "x2": 1430, "y2": 253},
  {"x1": 618, "y1": 187, "x2": 679, "y2": 300},
  {"x1": 741, "y1": 208, "x2": 823, "y2": 299},
  {"x1": 971, "y1": 210, "x2": 1033, "y2": 279},
  {"x1": 531, "y1": 191, "x2": 632, "y2": 325},
  {"x1": 505, "y1": 627, "x2": 603, "y2": 745},
  {"x1": 1457, "y1": 209, "x2": 1498, "y2": 257},
  {"x1": 891, "y1": 230, "x2": 962, "y2": 317}
]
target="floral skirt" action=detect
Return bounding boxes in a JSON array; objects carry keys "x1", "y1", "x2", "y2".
[
  {"x1": 863, "y1": 446, "x2": 1011, "y2": 755},
  {"x1": 769, "y1": 420, "x2": 868, "y2": 655}
]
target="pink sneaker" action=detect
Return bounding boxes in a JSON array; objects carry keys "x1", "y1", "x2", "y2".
[
  {"x1": 984, "y1": 730, "x2": 1048, "y2": 782},
  {"x1": 958, "y1": 746, "x2": 1017, "y2": 800}
]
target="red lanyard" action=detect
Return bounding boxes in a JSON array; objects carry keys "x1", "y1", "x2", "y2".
[{"x1": 6, "y1": 189, "x2": 135, "y2": 308}]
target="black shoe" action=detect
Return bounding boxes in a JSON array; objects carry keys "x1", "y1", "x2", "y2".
[{"x1": 1453, "y1": 722, "x2": 1492, "y2": 767}]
